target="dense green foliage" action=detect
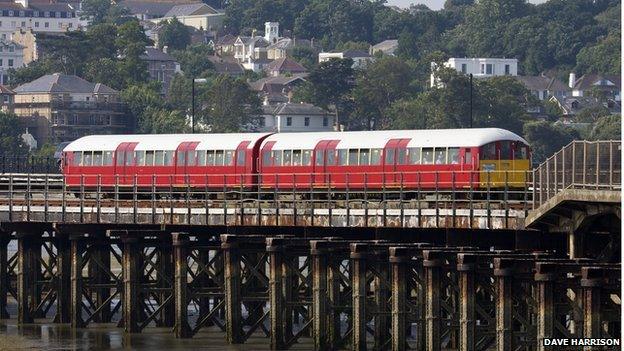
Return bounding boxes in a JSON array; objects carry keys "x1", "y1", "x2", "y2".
[
  {"x1": 159, "y1": 18, "x2": 191, "y2": 51},
  {"x1": 0, "y1": 113, "x2": 28, "y2": 155}
]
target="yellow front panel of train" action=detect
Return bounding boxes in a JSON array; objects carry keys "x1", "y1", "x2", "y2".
[{"x1": 479, "y1": 159, "x2": 530, "y2": 188}]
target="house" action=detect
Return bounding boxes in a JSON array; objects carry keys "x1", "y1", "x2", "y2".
[
  {"x1": 145, "y1": 20, "x2": 211, "y2": 48},
  {"x1": 207, "y1": 55, "x2": 245, "y2": 76},
  {"x1": 0, "y1": 0, "x2": 85, "y2": 40},
  {"x1": 431, "y1": 57, "x2": 517, "y2": 87},
  {"x1": 0, "y1": 39, "x2": 23, "y2": 84},
  {"x1": 118, "y1": 0, "x2": 197, "y2": 20},
  {"x1": 568, "y1": 73, "x2": 621, "y2": 102},
  {"x1": 0, "y1": 84, "x2": 14, "y2": 112},
  {"x1": 140, "y1": 46, "x2": 181, "y2": 95},
  {"x1": 370, "y1": 39, "x2": 399, "y2": 56},
  {"x1": 249, "y1": 74, "x2": 307, "y2": 105},
  {"x1": 12, "y1": 73, "x2": 129, "y2": 143},
  {"x1": 319, "y1": 50, "x2": 373, "y2": 68},
  {"x1": 514, "y1": 75, "x2": 568, "y2": 100},
  {"x1": 549, "y1": 95, "x2": 621, "y2": 119},
  {"x1": 234, "y1": 35, "x2": 269, "y2": 64},
  {"x1": 210, "y1": 34, "x2": 236, "y2": 56},
  {"x1": 265, "y1": 57, "x2": 307, "y2": 77},
  {"x1": 266, "y1": 37, "x2": 318, "y2": 60},
  {"x1": 258, "y1": 102, "x2": 333, "y2": 132},
  {"x1": 150, "y1": 3, "x2": 224, "y2": 33}
]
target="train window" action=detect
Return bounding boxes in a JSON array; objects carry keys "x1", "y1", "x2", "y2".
[
  {"x1": 434, "y1": 148, "x2": 447, "y2": 164},
  {"x1": 196, "y1": 151, "x2": 205, "y2": 166},
  {"x1": 283, "y1": 150, "x2": 292, "y2": 166},
  {"x1": 272, "y1": 150, "x2": 282, "y2": 166},
  {"x1": 145, "y1": 151, "x2": 154, "y2": 166},
  {"x1": 83, "y1": 151, "x2": 92, "y2": 166},
  {"x1": 206, "y1": 150, "x2": 215, "y2": 166},
  {"x1": 448, "y1": 148, "x2": 460, "y2": 164},
  {"x1": 135, "y1": 151, "x2": 145, "y2": 166},
  {"x1": 215, "y1": 150, "x2": 224, "y2": 166},
  {"x1": 187, "y1": 151, "x2": 196, "y2": 166},
  {"x1": 359, "y1": 149, "x2": 370, "y2": 165},
  {"x1": 349, "y1": 149, "x2": 358, "y2": 165},
  {"x1": 464, "y1": 150, "x2": 472, "y2": 164},
  {"x1": 514, "y1": 143, "x2": 528, "y2": 159},
  {"x1": 164, "y1": 151, "x2": 174, "y2": 166},
  {"x1": 500, "y1": 141, "x2": 511, "y2": 159},
  {"x1": 338, "y1": 149, "x2": 348, "y2": 166},
  {"x1": 292, "y1": 150, "x2": 302, "y2": 166},
  {"x1": 422, "y1": 148, "x2": 433, "y2": 164},
  {"x1": 237, "y1": 150, "x2": 245, "y2": 166},
  {"x1": 371, "y1": 149, "x2": 382, "y2": 165},
  {"x1": 303, "y1": 150, "x2": 312, "y2": 166},
  {"x1": 73, "y1": 151, "x2": 81, "y2": 166},
  {"x1": 315, "y1": 150, "x2": 324, "y2": 166},
  {"x1": 103, "y1": 151, "x2": 113, "y2": 166},
  {"x1": 262, "y1": 151, "x2": 271, "y2": 166},
  {"x1": 155, "y1": 151, "x2": 164, "y2": 166},
  {"x1": 482, "y1": 143, "x2": 496, "y2": 159},
  {"x1": 385, "y1": 149, "x2": 395, "y2": 164},
  {"x1": 92, "y1": 151, "x2": 102, "y2": 166},
  {"x1": 225, "y1": 150, "x2": 234, "y2": 165},
  {"x1": 176, "y1": 151, "x2": 185, "y2": 166},
  {"x1": 116, "y1": 151, "x2": 124, "y2": 166},
  {"x1": 125, "y1": 151, "x2": 134, "y2": 166},
  {"x1": 326, "y1": 150, "x2": 336, "y2": 165},
  {"x1": 397, "y1": 148, "x2": 407, "y2": 165},
  {"x1": 409, "y1": 148, "x2": 421, "y2": 164}
]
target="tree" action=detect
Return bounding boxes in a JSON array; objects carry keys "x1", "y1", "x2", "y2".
[
  {"x1": 289, "y1": 46, "x2": 317, "y2": 69},
  {"x1": 86, "y1": 23, "x2": 118, "y2": 60},
  {"x1": 575, "y1": 105, "x2": 611, "y2": 123},
  {"x1": 116, "y1": 20, "x2": 152, "y2": 87},
  {"x1": 575, "y1": 30, "x2": 621, "y2": 75},
  {"x1": 120, "y1": 84, "x2": 165, "y2": 132},
  {"x1": 80, "y1": 0, "x2": 111, "y2": 25},
  {"x1": 589, "y1": 114, "x2": 620, "y2": 140},
  {"x1": 140, "y1": 107, "x2": 188, "y2": 133},
  {"x1": 523, "y1": 121, "x2": 579, "y2": 163},
  {"x1": 159, "y1": 18, "x2": 191, "y2": 51},
  {"x1": 171, "y1": 44, "x2": 215, "y2": 77},
  {"x1": 198, "y1": 75, "x2": 261, "y2": 132},
  {"x1": 0, "y1": 112, "x2": 27, "y2": 155},
  {"x1": 84, "y1": 58, "x2": 123, "y2": 90},
  {"x1": 167, "y1": 73, "x2": 193, "y2": 111}
]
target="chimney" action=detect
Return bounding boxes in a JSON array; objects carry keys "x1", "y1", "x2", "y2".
[
  {"x1": 162, "y1": 45, "x2": 168, "y2": 53},
  {"x1": 568, "y1": 72, "x2": 576, "y2": 89},
  {"x1": 252, "y1": 29, "x2": 257, "y2": 37}
]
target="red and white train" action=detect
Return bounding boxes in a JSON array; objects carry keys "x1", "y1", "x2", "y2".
[{"x1": 61, "y1": 128, "x2": 531, "y2": 191}]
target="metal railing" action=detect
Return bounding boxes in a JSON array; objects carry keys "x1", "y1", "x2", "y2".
[
  {"x1": 0, "y1": 155, "x2": 61, "y2": 174},
  {"x1": 533, "y1": 140, "x2": 621, "y2": 209}
]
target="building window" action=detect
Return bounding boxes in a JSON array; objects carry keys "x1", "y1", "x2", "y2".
[
  {"x1": 19, "y1": 11, "x2": 24, "y2": 17},
  {"x1": 323, "y1": 117, "x2": 328, "y2": 127},
  {"x1": 45, "y1": 22, "x2": 49, "y2": 28},
  {"x1": 461, "y1": 63, "x2": 467, "y2": 74},
  {"x1": 44, "y1": 12, "x2": 49, "y2": 18},
  {"x1": 0, "y1": 59, "x2": 4, "y2": 66},
  {"x1": 68, "y1": 22, "x2": 72, "y2": 28},
  {"x1": 8, "y1": 59, "x2": 13, "y2": 67},
  {"x1": 10, "y1": 21, "x2": 15, "y2": 28},
  {"x1": 486, "y1": 64, "x2": 493, "y2": 75},
  {"x1": 304, "y1": 117, "x2": 310, "y2": 126},
  {"x1": 33, "y1": 11, "x2": 39, "y2": 17},
  {"x1": 1, "y1": 34, "x2": 5, "y2": 39},
  {"x1": 8, "y1": 46, "x2": 13, "y2": 53},
  {"x1": 35, "y1": 22, "x2": 39, "y2": 27},
  {"x1": 505, "y1": 64, "x2": 510, "y2": 75},
  {"x1": 20, "y1": 21, "x2": 25, "y2": 27},
  {"x1": 286, "y1": 117, "x2": 292, "y2": 126},
  {"x1": 58, "y1": 22, "x2": 62, "y2": 28},
  {"x1": 8, "y1": 11, "x2": 13, "y2": 16}
]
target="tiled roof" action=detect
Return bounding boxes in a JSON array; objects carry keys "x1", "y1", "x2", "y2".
[
  {"x1": 14, "y1": 73, "x2": 117, "y2": 94},
  {"x1": 207, "y1": 56, "x2": 244, "y2": 74},
  {"x1": 266, "y1": 57, "x2": 307, "y2": 74},
  {"x1": 215, "y1": 34, "x2": 236, "y2": 46},
  {"x1": 164, "y1": 3, "x2": 216, "y2": 17},
  {"x1": 514, "y1": 76, "x2": 568, "y2": 92},
  {"x1": 573, "y1": 73, "x2": 621, "y2": 91},
  {"x1": 249, "y1": 75, "x2": 307, "y2": 91},
  {"x1": 272, "y1": 102, "x2": 328, "y2": 116},
  {"x1": 140, "y1": 47, "x2": 176, "y2": 61},
  {"x1": 372, "y1": 39, "x2": 398, "y2": 51},
  {"x1": 118, "y1": 1, "x2": 191, "y2": 17}
]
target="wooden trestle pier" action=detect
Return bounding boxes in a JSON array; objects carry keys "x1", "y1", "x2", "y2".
[{"x1": 0, "y1": 227, "x2": 619, "y2": 350}]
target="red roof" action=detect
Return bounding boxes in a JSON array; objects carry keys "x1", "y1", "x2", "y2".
[{"x1": 266, "y1": 57, "x2": 307, "y2": 74}]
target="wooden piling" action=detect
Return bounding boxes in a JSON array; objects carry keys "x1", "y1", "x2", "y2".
[
  {"x1": 172, "y1": 232, "x2": 191, "y2": 338},
  {"x1": 311, "y1": 240, "x2": 329, "y2": 350},
  {"x1": 581, "y1": 267, "x2": 603, "y2": 339},
  {"x1": 351, "y1": 243, "x2": 368, "y2": 351},
  {"x1": 267, "y1": 237, "x2": 285, "y2": 350},
  {"x1": 221, "y1": 234, "x2": 242, "y2": 344},
  {"x1": 54, "y1": 232, "x2": 71, "y2": 323},
  {"x1": 535, "y1": 263, "x2": 555, "y2": 351},
  {"x1": 122, "y1": 235, "x2": 140, "y2": 333},
  {"x1": 17, "y1": 232, "x2": 34, "y2": 324},
  {"x1": 160, "y1": 235, "x2": 175, "y2": 328},
  {"x1": 70, "y1": 234, "x2": 85, "y2": 328}
]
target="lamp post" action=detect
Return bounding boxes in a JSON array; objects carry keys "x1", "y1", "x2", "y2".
[
  {"x1": 469, "y1": 73, "x2": 473, "y2": 128},
  {"x1": 191, "y1": 78, "x2": 208, "y2": 133}
]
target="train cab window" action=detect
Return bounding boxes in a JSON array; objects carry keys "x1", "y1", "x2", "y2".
[
  {"x1": 144, "y1": 151, "x2": 154, "y2": 166},
  {"x1": 397, "y1": 148, "x2": 407, "y2": 165},
  {"x1": 385, "y1": 149, "x2": 395, "y2": 164},
  {"x1": 349, "y1": 149, "x2": 358, "y2": 165},
  {"x1": 292, "y1": 150, "x2": 302, "y2": 166},
  {"x1": 434, "y1": 148, "x2": 447, "y2": 164},
  {"x1": 103, "y1": 151, "x2": 113, "y2": 166},
  {"x1": 500, "y1": 141, "x2": 511, "y2": 159},
  {"x1": 164, "y1": 151, "x2": 174, "y2": 166},
  {"x1": 326, "y1": 150, "x2": 336, "y2": 165},
  {"x1": 448, "y1": 148, "x2": 460, "y2": 164},
  {"x1": 513, "y1": 143, "x2": 528, "y2": 159},
  {"x1": 73, "y1": 151, "x2": 81, "y2": 166},
  {"x1": 116, "y1": 151, "x2": 124, "y2": 166},
  {"x1": 135, "y1": 151, "x2": 145, "y2": 166},
  {"x1": 464, "y1": 150, "x2": 472, "y2": 164},
  {"x1": 237, "y1": 150, "x2": 246, "y2": 166},
  {"x1": 482, "y1": 142, "x2": 496, "y2": 159},
  {"x1": 83, "y1": 151, "x2": 92, "y2": 166},
  {"x1": 262, "y1": 151, "x2": 271, "y2": 166},
  {"x1": 125, "y1": 152, "x2": 134, "y2": 166},
  {"x1": 187, "y1": 151, "x2": 196, "y2": 166},
  {"x1": 225, "y1": 150, "x2": 234, "y2": 165},
  {"x1": 206, "y1": 150, "x2": 215, "y2": 166},
  {"x1": 359, "y1": 149, "x2": 370, "y2": 165},
  {"x1": 176, "y1": 151, "x2": 185, "y2": 166},
  {"x1": 338, "y1": 149, "x2": 348, "y2": 166},
  {"x1": 283, "y1": 150, "x2": 292, "y2": 166},
  {"x1": 196, "y1": 151, "x2": 205, "y2": 166},
  {"x1": 272, "y1": 150, "x2": 282, "y2": 166},
  {"x1": 215, "y1": 150, "x2": 224, "y2": 166},
  {"x1": 408, "y1": 148, "x2": 421, "y2": 164},
  {"x1": 155, "y1": 151, "x2": 164, "y2": 166},
  {"x1": 371, "y1": 149, "x2": 382, "y2": 165},
  {"x1": 422, "y1": 148, "x2": 434, "y2": 164},
  {"x1": 315, "y1": 150, "x2": 324, "y2": 166},
  {"x1": 93, "y1": 151, "x2": 103, "y2": 166},
  {"x1": 303, "y1": 150, "x2": 312, "y2": 166}
]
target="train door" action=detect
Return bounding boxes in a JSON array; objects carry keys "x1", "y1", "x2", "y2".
[
  {"x1": 383, "y1": 139, "x2": 409, "y2": 185},
  {"x1": 260, "y1": 141, "x2": 276, "y2": 187},
  {"x1": 175, "y1": 142, "x2": 199, "y2": 186},
  {"x1": 313, "y1": 141, "x2": 329, "y2": 185},
  {"x1": 115, "y1": 142, "x2": 138, "y2": 185},
  {"x1": 234, "y1": 141, "x2": 251, "y2": 186}
]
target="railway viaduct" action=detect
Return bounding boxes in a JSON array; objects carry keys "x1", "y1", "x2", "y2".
[{"x1": 0, "y1": 140, "x2": 620, "y2": 350}]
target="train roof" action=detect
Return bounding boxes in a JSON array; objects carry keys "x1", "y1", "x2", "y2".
[
  {"x1": 261, "y1": 128, "x2": 528, "y2": 150},
  {"x1": 63, "y1": 133, "x2": 272, "y2": 152}
]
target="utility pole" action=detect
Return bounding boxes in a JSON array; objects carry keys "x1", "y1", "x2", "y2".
[{"x1": 191, "y1": 78, "x2": 208, "y2": 134}]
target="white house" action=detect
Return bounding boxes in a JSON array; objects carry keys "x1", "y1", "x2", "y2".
[
  {"x1": 150, "y1": 3, "x2": 224, "y2": 32},
  {"x1": 259, "y1": 102, "x2": 333, "y2": 132},
  {"x1": 430, "y1": 57, "x2": 518, "y2": 87},
  {"x1": 0, "y1": 39, "x2": 23, "y2": 84},
  {"x1": 568, "y1": 72, "x2": 621, "y2": 102},
  {"x1": 319, "y1": 50, "x2": 373, "y2": 68},
  {"x1": 0, "y1": 0, "x2": 85, "y2": 40}
]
